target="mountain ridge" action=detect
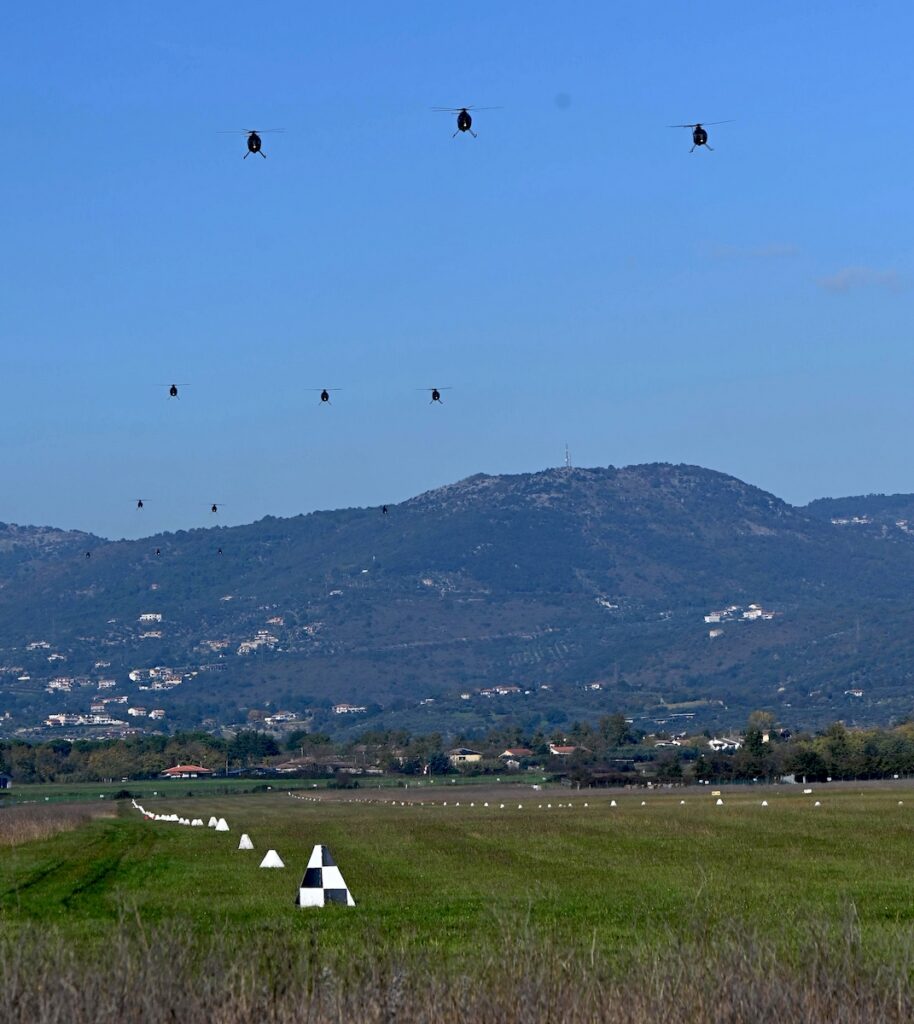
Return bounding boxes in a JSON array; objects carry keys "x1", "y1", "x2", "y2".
[{"x1": 2, "y1": 463, "x2": 914, "y2": 738}]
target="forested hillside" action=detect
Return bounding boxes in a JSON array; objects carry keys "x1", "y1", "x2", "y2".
[{"x1": 2, "y1": 464, "x2": 914, "y2": 736}]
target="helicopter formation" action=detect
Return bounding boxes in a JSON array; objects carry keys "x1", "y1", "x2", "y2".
[
  {"x1": 217, "y1": 111, "x2": 732, "y2": 152},
  {"x1": 134, "y1": 499, "x2": 223, "y2": 514},
  {"x1": 117, "y1": 381, "x2": 452, "y2": 558},
  {"x1": 161, "y1": 384, "x2": 452, "y2": 404},
  {"x1": 77, "y1": 99, "x2": 735, "y2": 562}
]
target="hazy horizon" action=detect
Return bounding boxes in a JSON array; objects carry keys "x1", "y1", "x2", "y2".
[{"x1": 5, "y1": 458, "x2": 898, "y2": 541}]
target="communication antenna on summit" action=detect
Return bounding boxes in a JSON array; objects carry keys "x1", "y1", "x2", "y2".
[{"x1": 564, "y1": 444, "x2": 572, "y2": 469}]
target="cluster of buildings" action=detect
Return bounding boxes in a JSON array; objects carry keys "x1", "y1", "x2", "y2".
[
  {"x1": 46, "y1": 675, "x2": 118, "y2": 693},
  {"x1": 128, "y1": 666, "x2": 186, "y2": 691},
  {"x1": 446, "y1": 742, "x2": 587, "y2": 768},
  {"x1": 91, "y1": 695, "x2": 127, "y2": 711},
  {"x1": 704, "y1": 603, "x2": 776, "y2": 638},
  {"x1": 45, "y1": 705, "x2": 165, "y2": 727},
  {"x1": 45, "y1": 712, "x2": 127, "y2": 727},
  {"x1": 459, "y1": 684, "x2": 529, "y2": 700},
  {"x1": 137, "y1": 613, "x2": 164, "y2": 640},
  {"x1": 263, "y1": 710, "x2": 298, "y2": 726},
  {"x1": 127, "y1": 707, "x2": 166, "y2": 720},
  {"x1": 237, "y1": 630, "x2": 280, "y2": 656},
  {"x1": 38, "y1": 664, "x2": 189, "y2": 733}
]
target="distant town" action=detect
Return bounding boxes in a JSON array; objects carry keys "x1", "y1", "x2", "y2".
[{"x1": 0, "y1": 590, "x2": 881, "y2": 744}]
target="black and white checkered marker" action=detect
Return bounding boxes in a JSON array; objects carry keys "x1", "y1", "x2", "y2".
[{"x1": 295, "y1": 845, "x2": 355, "y2": 907}]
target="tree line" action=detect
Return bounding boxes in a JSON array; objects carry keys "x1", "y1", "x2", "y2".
[{"x1": 4, "y1": 715, "x2": 914, "y2": 785}]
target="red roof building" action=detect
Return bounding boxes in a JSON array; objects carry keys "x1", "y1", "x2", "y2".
[
  {"x1": 549, "y1": 744, "x2": 588, "y2": 757},
  {"x1": 161, "y1": 764, "x2": 213, "y2": 778}
]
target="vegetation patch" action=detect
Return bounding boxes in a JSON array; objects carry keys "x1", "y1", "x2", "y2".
[{"x1": 0, "y1": 802, "x2": 116, "y2": 847}]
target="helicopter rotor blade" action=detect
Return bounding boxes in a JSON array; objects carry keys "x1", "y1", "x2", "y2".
[{"x1": 667, "y1": 120, "x2": 733, "y2": 128}]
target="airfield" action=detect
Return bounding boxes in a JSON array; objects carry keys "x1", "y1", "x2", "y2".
[{"x1": 4, "y1": 779, "x2": 914, "y2": 958}]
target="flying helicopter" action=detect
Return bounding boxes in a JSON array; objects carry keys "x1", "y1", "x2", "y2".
[
  {"x1": 382, "y1": 505, "x2": 389, "y2": 515},
  {"x1": 135, "y1": 498, "x2": 148, "y2": 510},
  {"x1": 668, "y1": 120, "x2": 733, "y2": 152},
  {"x1": 310, "y1": 388, "x2": 341, "y2": 404},
  {"x1": 431, "y1": 106, "x2": 500, "y2": 138},
  {"x1": 419, "y1": 387, "x2": 452, "y2": 404},
  {"x1": 210, "y1": 503, "x2": 223, "y2": 514},
  {"x1": 218, "y1": 129, "x2": 284, "y2": 159},
  {"x1": 160, "y1": 384, "x2": 190, "y2": 399}
]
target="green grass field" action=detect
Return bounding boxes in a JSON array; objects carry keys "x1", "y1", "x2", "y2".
[
  {"x1": 0, "y1": 772, "x2": 535, "y2": 805},
  {"x1": 3, "y1": 782, "x2": 914, "y2": 962}
]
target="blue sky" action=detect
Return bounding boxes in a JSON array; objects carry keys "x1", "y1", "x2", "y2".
[{"x1": 3, "y1": 1, "x2": 914, "y2": 538}]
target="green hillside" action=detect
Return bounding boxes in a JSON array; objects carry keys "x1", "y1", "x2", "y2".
[{"x1": 3, "y1": 464, "x2": 914, "y2": 735}]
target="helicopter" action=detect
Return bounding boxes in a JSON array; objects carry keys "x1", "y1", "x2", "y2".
[
  {"x1": 382, "y1": 505, "x2": 389, "y2": 515},
  {"x1": 135, "y1": 498, "x2": 148, "y2": 510},
  {"x1": 668, "y1": 120, "x2": 732, "y2": 152},
  {"x1": 160, "y1": 384, "x2": 189, "y2": 399},
  {"x1": 219, "y1": 129, "x2": 284, "y2": 159},
  {"x1": 210, "y1": 503, "x2": 222, "y2": 514},
  {"x1": 420, "y1": 387, "x2": 451, "y2": 404},
  {"x1": 311, "y1": 388, "x2": 341, "y2": 404},
  {"x1": 432, "y1": 106, "x2": 500, "y2": 138}
]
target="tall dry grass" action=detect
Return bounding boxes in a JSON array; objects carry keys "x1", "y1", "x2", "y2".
[
  {"x1": 0, "y1": 916, "x2": 910, "y2": 1024},
  {"x1": 0, "y1": 802, "x2": 116, "y2": 847}
]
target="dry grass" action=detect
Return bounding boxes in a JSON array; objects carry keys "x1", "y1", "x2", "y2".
[
  {"x1": 0, "y1": 802, "x2": 116, "y2": 847},
  {"x1": 0, "y1": 916, "x2": 911, "y2": 1024}
]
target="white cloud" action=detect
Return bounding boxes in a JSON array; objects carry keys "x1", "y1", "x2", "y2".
[{"x1": 816, "y1": 266, "x2": 906, "y2": 293}]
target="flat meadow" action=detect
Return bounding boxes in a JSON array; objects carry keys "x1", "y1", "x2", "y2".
[{"x1": 4, "y1": 781, "x2": 914, "y2": 1022}]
